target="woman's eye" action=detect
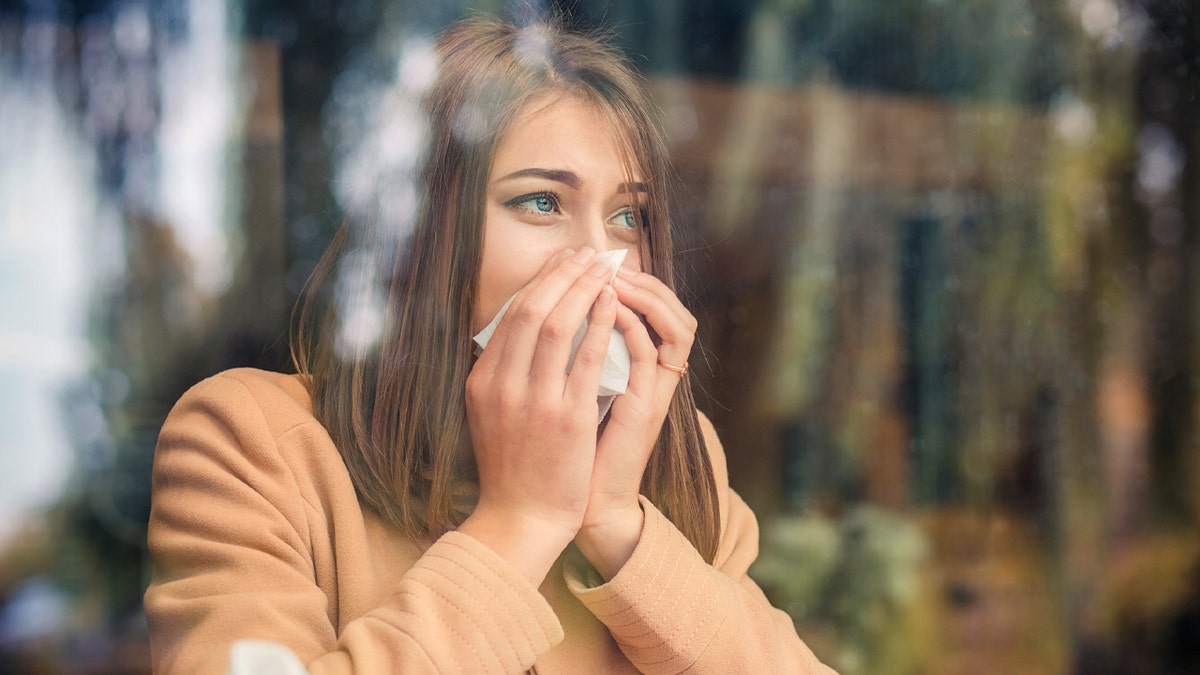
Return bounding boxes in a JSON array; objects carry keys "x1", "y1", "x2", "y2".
[
  {"x1": 610, "y1": 207, "x2": 636, "y2": 229},
  {"x1": 507, "y1": 192, "x2": 559, "y2": 214}
]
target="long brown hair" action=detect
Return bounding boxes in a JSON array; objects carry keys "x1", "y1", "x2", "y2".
[{"x1": 292, "y1": 16, "x2": 721, "y2": 562}]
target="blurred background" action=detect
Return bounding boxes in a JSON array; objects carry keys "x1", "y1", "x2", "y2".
[{"x1": 1, "y1": 0, "x2": 1198, "y2": 672}]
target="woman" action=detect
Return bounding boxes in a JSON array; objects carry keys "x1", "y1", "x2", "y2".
[{"x1": 144, "y1": 15, "x2": 835, "y2": 674}]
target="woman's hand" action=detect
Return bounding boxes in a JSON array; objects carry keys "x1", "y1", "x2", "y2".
[
  {"x1": 460, "y1": 246, "x2": 618, "y2": 587},
  {"x1": 574, "y1": 267, "x2": 697, "y2": 579}
]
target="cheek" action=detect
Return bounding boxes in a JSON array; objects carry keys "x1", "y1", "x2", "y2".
[
  {"x1": 474, "y1": 257, "x2": 519, "y2": 333},
  {"x1": 621, "y1": 247, "x2": 643, "y2": 274},
  {"x1": 474, "y1": 230, "x2": 556, "y2": 331},
  {"x1": 615, "y1": 241, "x2": 645, "y2": 276}
]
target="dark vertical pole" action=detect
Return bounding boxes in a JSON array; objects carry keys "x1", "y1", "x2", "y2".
[{"x1": 901, "y1": 214, "x2": 955, "y2": 504}]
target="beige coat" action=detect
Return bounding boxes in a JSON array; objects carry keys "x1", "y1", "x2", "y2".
[{"x1": 144, "y1": 368, "x2": 835, "y2": 674}]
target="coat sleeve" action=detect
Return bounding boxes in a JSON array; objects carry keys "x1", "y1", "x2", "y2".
[
  {"x1": 144, "y1": 373, "x2": 562, "y2": 675},
  {"x1": 564, "y1": 413, "x2": 837, "y2": 674}
]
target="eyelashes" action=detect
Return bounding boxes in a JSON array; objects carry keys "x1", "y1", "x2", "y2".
[
  {"x1": 504, "y1": 191, "x2": 561, "y2": 214},
  {"x1": 502, "y1": 190, "x2": 650, "y2": 230}
]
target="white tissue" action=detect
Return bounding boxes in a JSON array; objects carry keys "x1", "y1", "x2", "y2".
[
  {"x1": 227, "y1": 640, "x2": 309, "y2": 675},
  {"x1": 473, "y1": 250, "x2": 631, "y2": 419}
]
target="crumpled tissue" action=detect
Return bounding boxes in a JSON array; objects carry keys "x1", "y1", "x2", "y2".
[{"x1": 473, "y1": 249, "x2": 630, "y2": 421}]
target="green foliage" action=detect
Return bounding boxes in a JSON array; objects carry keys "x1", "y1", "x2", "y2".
[
  {"x1": 744, "y1": 0, "x2": 1072, "y2": 103},
  {"x1": 752, "y1": 507, "x2": 930, "y2": 674}
]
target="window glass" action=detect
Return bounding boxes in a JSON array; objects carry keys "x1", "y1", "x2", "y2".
[{"x1": 0, "y1": 1, "x2": 1197, "y2": 672}]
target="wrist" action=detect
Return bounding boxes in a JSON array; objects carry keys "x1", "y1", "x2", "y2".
[
  {"x1": 459, "y1": 505, "x2": 577, "y2": 588},
  {"x1": 575, "y1": 502, "x2": 645, "y2": 581}
]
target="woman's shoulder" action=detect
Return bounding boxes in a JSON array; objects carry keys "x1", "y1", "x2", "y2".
[
  {"x1": 158, "y1": 368, "x2": 337, "y2": 482},
  {"x1": 166, "y1": 367, "x2": 316, "y2": 436},
  {"x1": 155, "y1": 368, "x2": 353, "y2": 515}
]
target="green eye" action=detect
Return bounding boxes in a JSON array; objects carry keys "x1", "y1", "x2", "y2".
[
  {"x1": 505, "y1": 192, "x2": 559, "y2": 214},
  {"x1": 528, "y1": 196, "x2": 554, "y2": 212},
  {"x1": 611, "y1": 208, "x2": 636, "y2": 229}
]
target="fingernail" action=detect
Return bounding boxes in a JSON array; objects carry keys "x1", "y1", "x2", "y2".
[
  {"x1": 615, "y1": 266, "x2": 637, "y2": 279},
  {"x1": 613, "y1": 277, "x2": 634, "y2": 290},
  {"x1": 572, "y1": 246, "x2": 596, "y2": 264},
  {"x1": 553, "y1": 248, "x2": 576, "y2": 264},
  {"x1": 598, "y1": 286, "x2": 614, "y2": 304},
  {"x1": 587, "y1": 260, "x2": 610, "y2": 278}
]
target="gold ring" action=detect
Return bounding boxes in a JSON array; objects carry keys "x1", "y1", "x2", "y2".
[{"x1": 657, "y1": 358, "x2": 688, "y2": 377}]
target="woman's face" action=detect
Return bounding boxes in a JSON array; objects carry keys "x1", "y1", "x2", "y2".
[{"x1": 473, "y1": 95, "x2": 645, "y2": 332}]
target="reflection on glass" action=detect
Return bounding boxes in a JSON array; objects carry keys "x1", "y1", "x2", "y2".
[
  {"x1": 0, "y1": 1, "x2": 1198, "y2": 672},
  {"x1": 0, "y1": 16, "x2": 103, "y2": 543}
]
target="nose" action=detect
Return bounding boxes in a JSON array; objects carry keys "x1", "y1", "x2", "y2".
[{"x1": 575, "y1": 212, "x2": 611, "y2": 254}]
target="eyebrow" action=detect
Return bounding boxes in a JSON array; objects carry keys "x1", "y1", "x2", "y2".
[
  {"x1": 495, "y1": 168, "x2": 580, "y2": 188},
  {"x1": 495, "y1": 167, "x2": 648, "y2": 194}
]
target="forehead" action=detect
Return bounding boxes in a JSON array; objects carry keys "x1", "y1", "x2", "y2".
[{"x1": 491, "y1": 94, "x2": 643, "y2": 179}]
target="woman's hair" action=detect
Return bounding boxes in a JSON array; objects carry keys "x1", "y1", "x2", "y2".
[{"x1": 292, "y1": 15, "x2": 721, "y2": 562}]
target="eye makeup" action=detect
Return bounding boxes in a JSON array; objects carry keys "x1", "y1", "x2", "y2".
[
  {"x1": 504, "y1": 191, "x2": 561, "y2": 215},
  {"x1": 500, "y1": 187, "x2": 650, "y2": 232}
]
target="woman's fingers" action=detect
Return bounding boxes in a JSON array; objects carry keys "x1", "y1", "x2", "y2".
[
  {"x1": 584, "y1": 304, "x2": 660, "y2": 520},
  {"x1": 485, "y1": 247, "x2": 597, "y2": 379},
  {"x1": 612, "y1": 303, "x2": 658, "y2": 400},
  {"x1": 475, "y1": 246, "x2": 628, "y2": 406},
  {"x1": 563, "y1": 286, "x2": 617, "y2": 406},
  {"x1": 464, "y1": 250, "x2": 624, "y2": 553},
  {"x1": 527, "y1": 257, "x2": 618, "y2": 393},
  {"x1": 475, "y1": 247, "x2": 576, "y2": 372},
  {"x1": 612, "y1": 268, "x2": 696, "y2": 370}
]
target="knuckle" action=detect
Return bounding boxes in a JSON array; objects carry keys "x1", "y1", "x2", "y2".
[
  {"x1": 563, "y1": 406, "x2": 592, "y2": 432},
  {"x1": 495, "y1": 385, "x2": 523, "y2": 412},
  {"x1": 512, "y1": 300, "x2": 545, "y2": 327},
  {"x1": 533, "y1": 399, "x2": 572, "y2": 430},
  {"x1": 529, "y1": 390, "x2": 556, "y2": 415},
  {"x1": 540, "y1": 316, "x2": 574, "y2": 342},
  {"x1": 555, "y1": 411, "x2": 580, "y2": 434},
  {"x1": 628, "y1": 326, "x2": 655, "y2": 350},
  {"x1": 465, "y1": 371, "x2": 485, "y2": 399},
  {"x1": 573, "y1": 341, "x2": 605, "y2": 368}
]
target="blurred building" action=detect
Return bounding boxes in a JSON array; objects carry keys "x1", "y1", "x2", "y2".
[{"x1": 0, "y1": 1, "x2": 1197, "y2": 673}]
